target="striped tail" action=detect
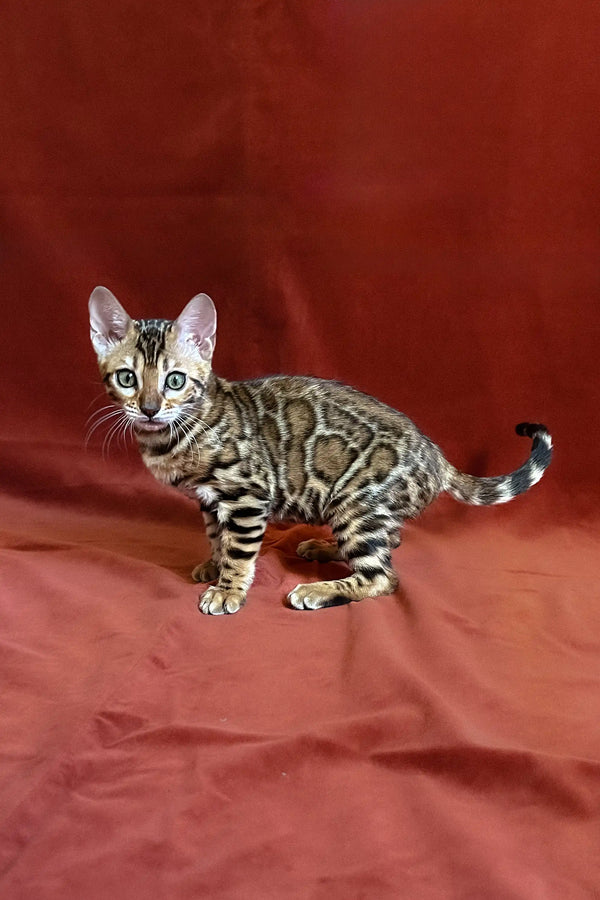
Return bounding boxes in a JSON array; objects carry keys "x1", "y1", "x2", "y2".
[{"x1": 445, "y1": 423, "x2": 553, "y2": 506}]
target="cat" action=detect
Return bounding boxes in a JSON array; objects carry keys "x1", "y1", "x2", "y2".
[{"x1": 88, "y1": 286, "x2": 553, "y2": 615}]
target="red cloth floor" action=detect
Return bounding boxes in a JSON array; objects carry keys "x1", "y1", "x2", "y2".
[
  {"x1": 1, "y1": 1, "x2": 600, "y2": 896},
  {"x1": 1, "y1": 447, "x2": 599, "y2": 898}
]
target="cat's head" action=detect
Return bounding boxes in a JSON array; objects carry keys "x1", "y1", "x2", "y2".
[{"x1": 88, "y1": 286, "x2": 216, "y2": 439}]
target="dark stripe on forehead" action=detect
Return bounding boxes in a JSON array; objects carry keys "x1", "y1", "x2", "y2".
[{"x1": 134, "y1": 318, "x2": 172, "y2": 366}]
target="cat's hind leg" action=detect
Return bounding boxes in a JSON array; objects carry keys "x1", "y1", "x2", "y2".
[
  {"x1": 296, "y1": 538, "x2": 340, "y2": 562},
  {"x1": 296, "y1": 526, "x2": 400, "y2": 563},
  {"x1": 288, "y1": 503, "x2": 399, "y2": 610},
  {"x1": 192, "y1": 559, "x2": 219, "y2": 583}
]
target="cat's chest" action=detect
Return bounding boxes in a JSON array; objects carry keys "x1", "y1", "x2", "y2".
[
  {"x1": 141, "y1": 446, "x2": 246, "y2": 503},
  {"x1": 142, "y1": 452, "x2": 178, "y2": 479},
  {"x1": 141, "y1": 449, "x2": 208, "y2": 491}
]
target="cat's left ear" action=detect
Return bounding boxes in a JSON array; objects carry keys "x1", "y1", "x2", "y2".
[
  {"x1": 88, "y1": 286, "x2": 132, "y2": 357},
  {"x1": 175, "y1": 293, "x2": 217, "y2": 361}
]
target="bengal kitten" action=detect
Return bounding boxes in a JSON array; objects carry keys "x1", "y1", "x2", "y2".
[{"x1": 88, "y1": 286, "x2": 552, "y2": 615}]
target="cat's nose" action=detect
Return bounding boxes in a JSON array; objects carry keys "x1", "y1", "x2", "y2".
[{"x1": 140, "y1": 404, "x2": 160, "y2": 419}]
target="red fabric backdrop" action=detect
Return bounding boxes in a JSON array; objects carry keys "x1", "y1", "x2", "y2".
[{"x1": 1, "y1": 2, "x2": 599, "y2": 897}]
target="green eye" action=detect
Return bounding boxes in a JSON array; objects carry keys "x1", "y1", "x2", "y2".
[
  {"x1": 165, "y1": 371, "x2": 186, "y2": 390},
  {"x1": 116, "y1": 369, "x2": 136, "y2": 389}
]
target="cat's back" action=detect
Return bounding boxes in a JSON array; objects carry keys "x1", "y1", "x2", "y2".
[{"x1": 238, "y1": 374, "x2": 418, "y2": 438}]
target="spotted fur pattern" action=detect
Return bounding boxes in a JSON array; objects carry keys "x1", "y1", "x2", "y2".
[{"x1": 89, "y1": 287, "x2": 553, "y2": 615}]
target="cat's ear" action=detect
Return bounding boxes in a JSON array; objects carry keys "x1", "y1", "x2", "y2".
[
  {"x1": 88, "y1": 286, "x2": 132, "y2": 356},
  {"x1": 175, "y1": 293, "x2": 217, "y2": 361}
]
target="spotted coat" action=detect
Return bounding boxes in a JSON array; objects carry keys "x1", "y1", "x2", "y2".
[{"x1": 89, "y1": 288, "x2": 553, "y2": 615}]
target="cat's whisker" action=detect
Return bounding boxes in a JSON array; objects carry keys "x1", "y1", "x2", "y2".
[
  {"x1": 86, "y1": 404, "x2": 119, "y2": 425},
  {"x1": 85, "y1": 409, "x2": 125, "y2": 447},
  {"x1": 101, "y1": 419, "x2": 119, "y2": 459},
  {"x1": 85, "y1": 397, "x2": 141, "y2": 454},
  {"x1": 101, "y1": 414, "x2": 132, "y2": 459},
  {"x1": 116, "y1": 417, "x2": 130, "y2": 450},
  {"x1": 86, "y1": 394, "x2": 113, "y2": 413},
  {"x1": 171, "y1": 415, "x2": 193, "y2": 456},
  {"x1": 123, "y1": 418, "x2": 136, "y2": 451},
  {"x1": 86, "y1": 406, "x2": 119, "y2": 422},
  {"x1": 182, "y1": 410, "x2": 217, "y2": 443},
  {"x1": 175, "y1": 414, "x2": 204, "y2": 464},
  {"x1": 188, "y1": 428, "x2": 202, "y2": 465}
]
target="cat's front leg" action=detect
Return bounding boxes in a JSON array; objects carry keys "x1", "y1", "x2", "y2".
[
  {"x1": 192, "y1": 509, "x2": 221, "y2": 583},
  {"x1": 198, "y1": 500, "x2": 268, "y2": 615}
]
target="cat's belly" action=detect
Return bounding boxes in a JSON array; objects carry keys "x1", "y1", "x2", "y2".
[{"x1": 270, "y1": 485, "x2": 328, "y2": 526}]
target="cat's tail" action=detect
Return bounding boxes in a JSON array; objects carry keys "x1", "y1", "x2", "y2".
[{"x1": 444, "y1": 423, "x2": 553, "y2": 506}]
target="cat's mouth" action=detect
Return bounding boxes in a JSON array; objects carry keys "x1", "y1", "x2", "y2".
[{"x1": 133, "y1": 419, "x2": 170, "y2": 434}]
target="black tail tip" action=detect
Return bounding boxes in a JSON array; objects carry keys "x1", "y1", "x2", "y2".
[{"x1": 516, "y1": 422, "x2": 549, "y2": 439}]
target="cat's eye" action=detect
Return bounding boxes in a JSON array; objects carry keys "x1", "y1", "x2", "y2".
[
  {"x1": 116, "y1": 369, "x2": 137, "y2": 389},
  {"x1": 165, "y1": 371, "x2": 186, "y2": 391}
]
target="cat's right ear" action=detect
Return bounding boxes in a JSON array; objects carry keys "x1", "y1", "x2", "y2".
[{"x1": 88, "y1": 286, "x2": 132, "y2": 357}]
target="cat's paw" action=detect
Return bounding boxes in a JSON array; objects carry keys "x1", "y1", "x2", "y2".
[
  {"x1": 296, "y1": 539, "x2": 340, "y2": 562},
  {"x1": 287, "y1": 581, "x2": 349, "y2": 611},
  {"x1": 192, "y1": 559, "x2": 219, "y2": 583},
  {"x1": 199, "y1": 586, "x2": 246, "y2": 615}
]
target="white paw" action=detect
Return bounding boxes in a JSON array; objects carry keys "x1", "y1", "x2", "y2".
[
  {"x1": 287, "y1": 582, "x2": 346, "y2": 611},
  {"x1": 199, "y1": 586, "x2": 246, "y2": 615}
]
